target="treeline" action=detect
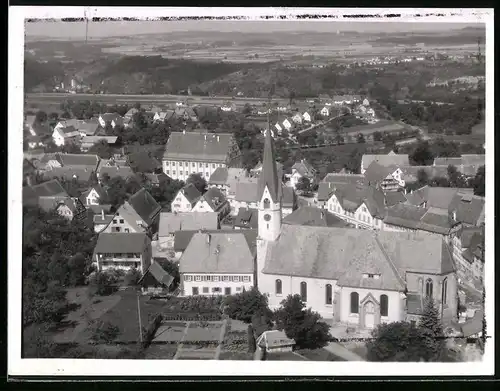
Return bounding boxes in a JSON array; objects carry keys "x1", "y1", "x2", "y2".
[{"x1": 24, "y1": 58, "x2": 65, "y2": 91}]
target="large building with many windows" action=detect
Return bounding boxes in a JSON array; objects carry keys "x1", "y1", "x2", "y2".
[{"x1": 162, "y1": 131, "x2": 241, "y2": 182}]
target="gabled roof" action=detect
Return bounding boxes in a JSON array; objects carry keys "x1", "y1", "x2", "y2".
[
  {"x1": 257, "y1": 330, "x2": 295, "y2": 350},
  {"x1": 159, "y1": 212, "x2": 218, "y2": 237},
  {"x1": 179, "y1": 183, "x2": 202, "y2": 205},
  {"x1": 200, "y1": 187, "x2": 227, "y2": 211},
  {"x1": 100, "y1": 112, "x2": 123, "y2": 124},
  {"x1": 208, "y1": 167, "x2": 229, "y2": 185},
  {"x1": 98, "y1": 165, "x2": 136, "y2": 180},
  {"x1": 317, "y1": 174, "x2": 365, "y2": 202},
  {"x1": 127, "y1": 151, "x2": 162, "y2": 173},
  {"x1": 283, "y1": 206, "x2": 350, "y2": 228},
  {"x1": 258, "y1": 129, "x2": 281, "y2": 203},
  {"x1": 81, "y1": 136, "x2": 118, "y2": 145},
  {"x1": 56, "y1": 153, "x2": 100, "y2": 168},
  {"x1": 460, "y1": 309, "x2": 484, "y2": 338},
  {"x1": 179, "y1": 231, "x2": 255, "y2": 274},
  {"x1": 292, "y1": 159, "x2": 316, "y2": 178},
  {"x1": 124, "y1": 108, "x2": 139, "y2": 117},
  {"x1": 60, "y1": 125, "x2": 80, "y2": 136},
  {"x1": 362, "y1": 153, "x2": 409, "y2": 170},
  {"x1": 234, "y1": 181, "x2": 260, "y2": 203},
  {"x1": 127, "y1": 188, "x2": 161, "y2": 226},
  {"x1": 448, "y1": 192, "x2": 485, "y2": 226},
  {"x1": 405, "y1": 186, "x2": 474, "y2": 210},
  {"x1": 138, "y1": 261, "x2": 174, "y2": 287},
  {"x1": 87, "y1": 204, "x2": 113, "y2": 215},
  {"x1": 263, "y1": 226, "x2": 406, "y2": 291},
  {"x1": 43, "y1": 166, "x2": 94, "y2": 183},
  {"x1": 94, "y1": 232, "x2": 149, "y2": 254},
  {"x1": 144, "y1": 172, "x2": 170, "y2": 185},
  {"x1": 23, "y1": 179, "x2": 68, "y2": 206},
  {"x1": 163, "y1": 132, "x2": 235, "y2": 163},
  {"x1": 281, "y1": 186, "x2": 296, "y2": 208},
  {"x1": 38, "y1": 195, "x2": 72, "y2": 212},
  {"x1": 364, "y1": 161, "x2": 399, "y2": 184}
]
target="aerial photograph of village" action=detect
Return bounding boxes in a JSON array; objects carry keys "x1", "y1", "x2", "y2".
[{"x1": 21, "y1": 12, "x2": 486, "y2": 364}]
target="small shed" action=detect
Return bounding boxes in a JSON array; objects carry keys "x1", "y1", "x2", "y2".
[
  {"x1": 138, "y1": 261, "x2": 174, "y2": 295},
  {"x1": 256, "y1": 330, "x2": 296, "y2": 353}
]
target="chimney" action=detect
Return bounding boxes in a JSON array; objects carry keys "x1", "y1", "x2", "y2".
[
  {"x1": 206, "y1": 233, "x2": 211, "y2": 245},
  {"x1": 101, "y1": 209, "x2": 104, "y2": 219},
  {"x1": 217, "y1": 136, "x2": 220, "y2": 142},
  {"x1": 183, "y1": 130, "x2": 186, "y2": 135}
]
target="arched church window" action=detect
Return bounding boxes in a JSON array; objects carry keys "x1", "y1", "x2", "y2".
[
  {"x1": 325, "y1": 284, "x2": 332, "y2": 305},
  {"x1": 300, "y1": 281, "x2": 307, "y2": 302},
  {"x1": 275, "y1": 279, "x2": 282, "y2": 295},
  {"x1": 425, "y1": 279, "x2": 433, "y2": 299},
  {"x1": 442, "y1": 278, "x2": 448, "y2": 305},
  {"x1": 350, "y1": 292, "x2": 359, "y2": 314},
  {"x1": 263, "y1": 198, "x2": 271, "y2": 209},
  {"x1": 380, "y1": 294, "x2": 389, "y2": 317}
]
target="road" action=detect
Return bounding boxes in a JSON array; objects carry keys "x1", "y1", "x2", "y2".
[
  {"x1": 25, "y1": 92, "x2": 293, "y2": 107},
  {"x1": 297, "y1": 114, "x2": 343, "y2": 135}
]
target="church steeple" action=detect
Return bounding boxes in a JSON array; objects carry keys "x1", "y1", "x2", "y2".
[{"x1": 258, "y1": 128, "x2": 282, "y2": 203}]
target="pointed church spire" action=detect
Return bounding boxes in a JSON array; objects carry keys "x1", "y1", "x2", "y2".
[{"x1": 258, "y1": 127, "x2": 281, "y2": 203}]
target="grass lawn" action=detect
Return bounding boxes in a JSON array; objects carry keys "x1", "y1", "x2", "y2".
[
  {"x1": 219, "y1": 351, "x2": 254, "y2": 360},
  {"x1": 144, "y1": 343, "x2": 179, "y2": 359},
  {"x1": 153, "y1": 322, "x2": 187, "y2": 343},
  {"x1": 184, "y1": 322, "x2": 223, "y2": 343},
  {"x1": 297, "y1": 348, "x2": 347, "y2": 361}
]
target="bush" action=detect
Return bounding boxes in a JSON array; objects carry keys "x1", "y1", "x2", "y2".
[
  {"x1": 124, "y1": 268, "x2": 141, "y2": 287},
  {"x1": 87, "y1": 320, "x2": 120, "y2": 344},
  {"x1": 247, "y1": 324, "x2": 256, "y2": 353},
  {"x1": 88, "y1": 271, "x2": 118, "y2": 296}
]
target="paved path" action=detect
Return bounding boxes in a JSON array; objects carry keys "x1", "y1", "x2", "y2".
[
  {"x1": 323, "y1": 342, "x2": 365, "y2": 361},
  {"x1": 213, "y1": 319, "x2": 228, "y2": 360}
]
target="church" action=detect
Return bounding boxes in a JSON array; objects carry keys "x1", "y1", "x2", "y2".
[{"x1": 255, "y1": 128, "x2": 458, "y2": 329}]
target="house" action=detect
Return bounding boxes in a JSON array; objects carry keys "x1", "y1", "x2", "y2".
[
  {"x1": 283, "y1": 206, "x2": 350, "y2": 228},
  {"x1": 171, "y1": 183, "x2": 202, "y2": 213},
  {"x1": 221, "y1": 102, "x2": 236, "y2": 112},
  {"x1": 179, "y1": 231, "x2": 256, "y2": 296},
  {"x1": 274, "y1": 123, "x2": 283, "y2": 133},
  {"x1": 97, "y1": 165, "x2": 136, "y2": 182},
  {"x1": 138, "y1": 261, "x2": 175, "y2": 295},
  {"x1": 360, "y1": 151, "x2": 410, "y2": 175},
  {"x1": 98, "y1": 113, "x2": 124, "y2": 129},
  {"x1": 282, "y1": 118, "x2": 293, "y2": 131},
  {"x1": 154, "y1": 110, "x2": 175, "y2": 122},
  {"x1": 26, "y1": 135, "x2": 46, "y2": 150},
  {"x1": 80, "y1": 136, "x2": 118, "y2": 151},
  {"x1": 53, "y1": 197, "x2": 87, "y2": 221},
  {"x1": 23, "y1": 179, "x2": 69, "y2": 208},
  {"x1": 319, "y1": 94, "x2": 331, "y2": 102},
  {"x1": 451, "y1": 227, "x2": 484, "y2": 283},
  {"x1": 460, "y1": 309, "x2": 484, "y2": 339},
  {"x1": 233, "y1": 207, "x2": 259, "y2": 230},
  {"x1": 158, "y1": 211, "x2": 219, "y2": 248},
  {"x1": 317, "y1": 173, "x2": 366, "y2": 206},
  {"x1": 208, "y1": 167, "x2": 248, "y2": 195},
  {"x1": 78, "y1": 120, "x2": 100, "y2": 137},
  {"x1": 364, "y1": 161, "x2": 405, "y2": 192},
  {"x1": 53, "y1": 153, "x2": 101, "y2": 171},
  {"x1": 23, "y1": 159, "x2": 37, "y2": 186},
  {"x1": 103, "y1": 188, "x2": 161, "y2": 234},
  {"x1": 290, "y1": 159, "x2": 316, "y2": 190},
  {"x1": 256, "y1": 330, "x2": 296, "y2": 354},
  {"x1": 363, "y1": 98, "x2": 370, "y2": 106},
  {"x1": 124, "y1": 108, "x2": 139, "y2": 119},
  {"x1": 93, "y1": 210, "x2": 115, "y2": 233},
  {"x1": 320, "y1": 106, "x2": 330, "y2": 117},
  {"x1": 448, "y1": 192, "x2": 485, "y2": 227},
  {"x1": 93, "y1": 232, "x2": 152, "y2": 274},
  {"x1": 52, "y1": 126, "x2": 81, "y2": 147},
  {"x1": 302, "y1": 112, "x2": 312, "y2": 122},
  {"x1": 80, "y1": 184, "x2": 109, "y2": 206},
  {"x1": 143, "y1": 172, "x2": 170, "y2": 187},
  {"x1": 43, "y1": 166, "x2": 94, "y2": 183},
  {"x1": 163, "y1": 131, "x2": 241, "y2": 182},
  {"x1": 332, "y1": 95, "x2": 354, "y2": 105},
  {"x1": 291, "y1": 113, "x2": 303, "y2": 124},
  {"x1": 192, "y1": 187, "x2": 230, "y2": 221},
  {"x1": 251, "y1": 161, "x2": 284, "y2": 182},
  {"x1": 433, "y1": 155, "x2": 485, "y2": 177},
  {"x1": 24, "y1": 116, "x2": 51, "y2": 137},
  {"x1": 127, "y1": 151, "x2": 162, "y2": 174}
]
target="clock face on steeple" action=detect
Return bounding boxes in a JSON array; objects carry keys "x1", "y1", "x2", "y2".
[{"x1": 263, "y1": 214, "x2": 271, "y2": 222}]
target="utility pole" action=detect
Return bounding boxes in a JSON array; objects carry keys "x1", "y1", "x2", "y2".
[
  {"x1": 137, "y1": 290, "x2": 143, "y2": 344},
  {"x1": 85, "y1": 8, "x2": 90, "y2": 44}
]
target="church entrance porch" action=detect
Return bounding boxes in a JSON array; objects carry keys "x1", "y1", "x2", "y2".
[
  {"x1": 363, "y1": 301, "x2": 375, "y2": 329},
  {"x1": 359, "y1": 293, "x2": 381, "y2": 330}
]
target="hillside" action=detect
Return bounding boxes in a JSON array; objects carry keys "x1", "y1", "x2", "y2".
[{"x1": 24, "y1": 58, "x2": 66, "y2": 91}]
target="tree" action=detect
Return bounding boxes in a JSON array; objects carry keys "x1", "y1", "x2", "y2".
[
  {"x1": 417, "y1": 168, "x2": 429, "y2": 186},
  {"x1": 124, "y1": 268, "x2": 141, "y2": 286},
  {"x1": 447, "y1": 165, "x2": 465, "y2": 188},
  {"x1": 223, "y1": 288, "x2": 273, "y2": 323},
  {"x1": 87, "y1": 320, "x2": 120, "y2": 344},
  {"x1": 88, "y1": 272, "x2": 117, "y2": 296},
  {"x1": 186, "y1": 173, "x2": 207, "y2": 194},
  {"x1": 274, "y1": 294, "x2": 331, "y2": 350},
  {"x1": 88, "y1": 140, "x2": 114, "y2": 159},
  {"x1": 242, "y1": 103, "x2": 252, "y2": 115},
  {"x1": 410, "y1": 141, "x2": 434, "y2": 166},
  {"x1": 472, "y1": 165, "x2": 485, "y2": 196},
  {"x1": 367, "y1": 321, "x2": 425, "y2": 362},
  {"x1": 419, "y1": 298, "x2": 445, "y2": 362},
  {"x1": 67, "y1": 252, "x2": 90, "y2": 286},
  {"x1": 373, "y1": 131, "x2": 383, "y2": 142},
  {"x1": 23, "y1": 324, "x2": 58, "y2": 358},
  {"x1": 357, "y1": 133, "x2": 366, "y2": 144},
  {"x1": 247, "y1": 324, "x2": 257, "y2": 353},
  {"x1": 295, "y1": 176, "x2": 311, "y2": 193},
  {"x1": 35, "y1": 110, "x2": 48, "y2": 123}
]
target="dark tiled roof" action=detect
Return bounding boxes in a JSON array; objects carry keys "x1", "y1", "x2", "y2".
[
  {"x1": 179, "y1": 183, "x2": 202, "y2": 205},
  {"x1": 448, "y1": 193, "x2": 485, "y2": 226},
  {"x1": 159, "y1": 212, "x2": 218, "y2": 237},
  {"x1": 364, "y1": 161, "x2": 397, "y2": 184},
  {"x1": 283, "y1": 206, "x2": 349, "y2": 228},
  {"x1": 23, "y1": 179, "x2": 68, "y2": 206},
  {"x1": 362, "y1": 153, "x2": 409, "y2": 170},
  {"x1": 128, "y1": 188, "x2": 161, "y2": 226},
  {"x1": 208, "y1": 167, "x2": 229, "y2": 184},
  {"x1": 292, "y1": 159, "x2": 316, "y2": 177},
  {"x1": 144, "y1": 172, "x2": 170, "y2": 185},
  {"x1": 43, "y1": 167, "x2": 94, "y2": 183},
  {"x1": 87, "y1": 204, "x2": 113, "y2": 214},
  {"x1": 163, "y1": 131, "x2": 235, "y2": 163},
  {"x1": 38, "y1": 195, "x2": 72, "y2": 212},
  {"x1": 461, "y1": 309, "x2": 484, "y2": 337},
  {"x1": 234, "y1": 208, "x2": 259, "y2": 229},
  {"x1": 201, "y1": 187, "x2": 227, "y2": 211},
  {"x1": 139, "y1": 261, "x2": 174, "y2": 287},
  {"x1": 234, "y1": 182, "x2": 260, "y2": 203},
  {"x1": 98, "y1": 165, "x2": 136, "y2": 180},
  {"x1": 56, "y1": 153, "x2": 100, "y2": 169},
  {"x1": 94, "y1": 232, "x2": 149, "y2": 254}
]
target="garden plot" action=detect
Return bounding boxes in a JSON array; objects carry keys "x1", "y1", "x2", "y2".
[
  {"x1": 184, "y1": 322, "x2": 224, "y2": 343},
  {"x1": 152, "y1": 322, "x2": 188, "y2": 343}
]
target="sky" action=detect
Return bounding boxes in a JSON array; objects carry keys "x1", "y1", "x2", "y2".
[{"x1": 25, "y1": 20, "x2": 484, "y2": 40}]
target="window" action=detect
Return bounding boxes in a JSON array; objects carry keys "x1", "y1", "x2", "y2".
[
  {"x1": 325, "y1": 284, "x2": 333, "y2": 305},
  {"x1": 380, "y1": 294, "x2": 388, "y2": 317},
  {"x1": 114, "y1": 227, "x2": 121, "y2": 232},
  {"x1": 124, "y1": 228, "x2": 130, "y2": 233},
  {"x1": 185, "y1": 275, "x2": 192, "y2": 282},
  {"x1": 206, "y1": 172, "x2": 209, "y2": 177},
  {"x1": 173, "y1": 171, "x2": 176, "y2": 176},
  {"x1": 212, "y1": 164, "x2": 216, "y2": 168},
  {"x1": 202, "y1": 287, "x2": 209, "y2": 294},
  {"x1": 442, "y1": 278, "x2": 448, "y2": 305},
  {"x1": 425, "y1": 279, "x2": 433, "y2": 299},
  {"x1": 236, "y1": 287, "x2": 242, "y2": 292},
  {"x1": 212, "y1": 287, "x2": 221, "y2": 293},
  {"x1": 243, "y1": 276, "x2": 250, "y2": 282},
  {"x1": 166, "y1": 170, "x2": 170, "y2": 175},
  {"x1": 263, "y1": 198, "x2": 270, "y2": 209},
  {"x1": 205, "y1": 163, "x2": 209, "y2": 168},
  {"x1": 192, "y1": 163, "x2": 196, "y2": 167},
  {"x1": 214, "y1": 276, "x2": 220, "y2": 282},
  {"x1": 224, "y1": 287, "x2": 231, "y2": 295},
  {"x1": 195, "y1": 276, "x2": 201, "y2": 282},
  {"x1": 300, "y1": 281, "x2": 307, "y2": 302},
  {"x1": 165, "y1": 161, "x2": 169, "y2": 166},
  {"x1": 180, "y1": 171, "x2": 183, "y2": 176},
  {"x1": 113, "y1": 219, "x2": 117, "y2": 224},
  {"x1": 350, "y1": 292, "x2": 359, "y2": 314},
  {"x1": 192, "y1": 287, "x2": 199, "y2": 295},
  {"x1": 119, "y1": 219, "x2": 124, "y2": 224},
  {"x1": 223, "y1": 276, "x2": 229, "y2": 282},
  {"x1": 275, "y1": 279, "x2": 282, "y2": 295}
]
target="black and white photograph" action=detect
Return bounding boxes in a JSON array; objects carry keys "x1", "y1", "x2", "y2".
[{"x1": 9, "y1": 7, "x2": 494, "y2": 378}]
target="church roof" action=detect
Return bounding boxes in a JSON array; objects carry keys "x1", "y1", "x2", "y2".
[{"x1": 258, "y1": 129, "x2": 281, "y2": 203}]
